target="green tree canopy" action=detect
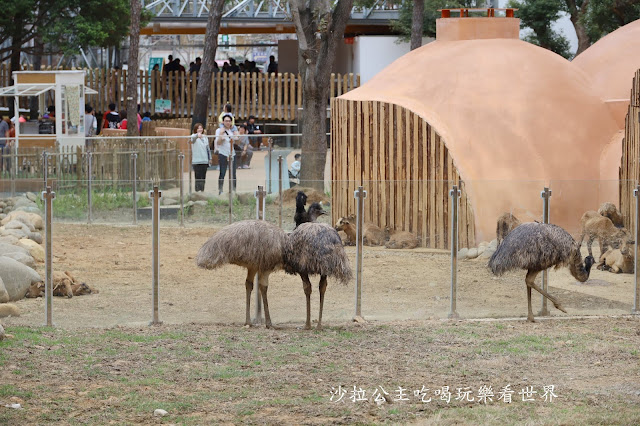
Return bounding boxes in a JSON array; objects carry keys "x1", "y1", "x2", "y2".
[
  {"x1": 508, "y1": 0, "x2": 573, "y2": 58},
  {"x1": 581, "y1": 0, "x2": 640, "y2": 41}
]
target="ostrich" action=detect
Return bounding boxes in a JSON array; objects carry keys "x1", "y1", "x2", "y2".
[
  {"x1": 283, "y1": 222, "x2": 353, "y2": 330},
  {"x1": 196, "y1": 220, "x2": 287, "y2": 328},
  {"x1": 295, "y1": 202, "x2": 326, "y2": 228},
  {"x1": 488, "y1": 222, "x2": 595, "y2": 322}
]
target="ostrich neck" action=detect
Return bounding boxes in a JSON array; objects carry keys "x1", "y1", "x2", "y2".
[{"x1": 569, "y1": 255, "x2": 592, "y2": 283}]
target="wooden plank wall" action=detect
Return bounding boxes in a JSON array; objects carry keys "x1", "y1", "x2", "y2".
[
  {"x1": 620, "y1": 69, "x2": 640, "y2": 233},
  {"x1": 331, "y1": 98, "x2": 476, "y2": 249},
  {"x1": 0, "y1": 65, "x2": 359, "y2": 120}
]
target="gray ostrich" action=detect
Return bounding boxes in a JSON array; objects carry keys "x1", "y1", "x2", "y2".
[
  {"x1": 488, "y1": 222, "x2": 595, "y2": 322},
  {"x1": 196, "y1": 220, "x2": 287, "y2": 328},
  {"x1": 283, "y1": 222, "x2": 353, "y2": 330}
]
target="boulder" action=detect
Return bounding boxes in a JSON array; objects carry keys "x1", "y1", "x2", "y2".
[
  {"x1": 189, "y1": 192, "x2": 211, "y2": 202},
  {"x1": 0, "y1": 214, "x2": 5, "y2": 220},
  {"x1": 467, "y1": 248, "x2": 479, "y2": 259},
  {"x1": 162, "y1": 197, "x2": 178, "y2": 206},
  {"x1": 0, "y1": 242, "x2": 29, "y2": 257},
  {"x1": 0, "y1": 256, "x2": 42, "y2": 302},
  {"x1": 0, "y1": 228, "x2": 28, "y2": 240},
  {"x1": 1, "y1": 252, "x2": 36, "y2": 268},
  {"x1": 17, "y1": 239, "x2": 45, "y2": 263},
  {"x1": 2, "y1": 211, "x2": 43, "y2": 230},
  {"x1": 25, "y1": 192, "x2": 38, "y2": 202},
  {"x1": 12, "y1": 197, "x2": 38, "y2": 210},
  {"x1": 480, "y1": 248, "x2": 496, "y2": 259},
  {"x1": 0, "y1": 235, "x2": 18, "y2": 245},
  {"x1": 193, "y1": 200, "x2": 208, "y2": 207},
  {"x1": 13, "y1": 206, "x2": 43, "y2": 215},
  {"x1": 5, "y1": 220, "x2": 34, "y2": 233},
  {"x1": 488, "y1": 239, "x2": 498, "y2": 250},
  {"x1": 457, "y1": 247, "x2": 469, "y2": 260}
]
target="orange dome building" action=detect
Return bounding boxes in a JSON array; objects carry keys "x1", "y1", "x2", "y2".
[{"x1": 331, "y1": 12, "x2": 621, "y2": 247}]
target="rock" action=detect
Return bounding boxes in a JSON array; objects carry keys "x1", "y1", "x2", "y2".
[
  {"x1": 488, "y1": 239, "x2": 498, "y2": 250},
  {"x1": 0, "y1": 256, "x2": 42, "y2": 302},
  {"x1": 1, "y1": 252, "x2": 36, "y2": 268},
  {"x1": 0, "y1": 214, "x2": 5, "y2": 220},
  {"x1": 153, "y1": 409, "x2": 168, "y2": 417},
  {"x1": 0, "y1": 201, "x2": 6, "y2": 208},
  {"x1": 12, "y1": 197, "x2": 38, "y2": 210},
  {"x1": 0, "y1": 242, "x2": 29, "y2": 257},
  {"x1": 5, "y1": 220, "x2": 34, "y2": 233},
  {"x1": 14, "y1": 206, "x2": 42, "y2": 215},
  {"x1": 17, "y1": 239, "x2": 45, "y2": 263},
  {"x1": 458, "y1": 247, "x2": 469, "y2": 259},
  {"x1": 237, "y1": 192, "x2": 254, "y2": 205},
  {"x1": 467, "y1": 248, "x2": 479, "y2": 259},
  {"x1": 25, "y1": 192, "x2": 37, "y2": 202},
  {"x1": 0, "y1": 236, "x2": 19, "y2": 245},
  {"x1": 0, "y1": 323, "x2": 6, "y2": 341},
  {"x1": 478, "y1": 241, "x2": 488, "y2": 250},
  {"x1": 477, "y1": 245, "x2": 486, "y2": 256},
  {"x1": 2, "y1": 211, "x2": 43, "y2": 230},
  {"x1": 162, "y1": 198, "x2": 178, "y2": 206},
  {"x1": 0, "y1": 229, "x2": 28, "y2": 240},
  {"x1": 480, "y1": 248, "x2": 496, "y2": 259},
  {"x1": 189, "y1": 192, "x2": 211, "y2": 202},
  {"x1": 193, "y1": 200, "x2": 208, "y2": 207}
]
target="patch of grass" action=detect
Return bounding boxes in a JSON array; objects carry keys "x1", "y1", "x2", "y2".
[
  {"x1": 0, "y1": 384, "x2": 33, "y2": 399},
  {"x1": 484, "y1": 334, "x2": 554, "y2": 355},
  {"x1": 37, "y1": 188, "x2": 150, "y2": 219}
]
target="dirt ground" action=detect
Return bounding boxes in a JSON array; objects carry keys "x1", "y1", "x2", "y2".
[{"x1": 4, "y1": 222, "x2": 637, "y2": 329}]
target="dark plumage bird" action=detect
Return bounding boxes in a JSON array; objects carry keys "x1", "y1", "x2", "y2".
[
  {"x1": 294, "y1": 191, "x2": 327, "y2": 228},
  {"x1": 283, "y1": 222, "x2": 353, "y2": 329},
  {"x1": 488, "y1": 222, "x2": 595, "y2": 322}
]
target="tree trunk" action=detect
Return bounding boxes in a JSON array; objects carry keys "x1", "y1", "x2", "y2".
[
  {"x1": 192, "y1": 0, "x2": 225, "y2": 132},
  {"x1": 565, "y1": 0, "x2": 591, "y2": 56},
  {"x1": 411, "y1": 0, "x2": 425, "y2": 51},
  {"x1": 126, "y1": 0, "x2": 142, "y2": 137},
  {"x1": 290, "y1": 0, "x2": 355, "y2": 192}
]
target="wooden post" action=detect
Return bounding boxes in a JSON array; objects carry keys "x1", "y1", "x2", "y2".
[
  {"x1": 41, "y1": 186, "x2": 56, "y2": 327},
  {"x1": 354, "y1": 186, "x2": 367, "y2": 320},
  {"x1": 149, "y1": 185, "x2": 162, "y2": 325}
]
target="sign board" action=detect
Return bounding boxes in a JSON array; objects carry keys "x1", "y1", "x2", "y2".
[
  {"x1": 155, "y1": 99, "x2": 171, "y2": 114},
  {"x1": 149, "y1": 57, "x2": 164, "y2": 74}
]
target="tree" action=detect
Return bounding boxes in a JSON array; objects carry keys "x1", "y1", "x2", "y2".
[
  {"x1": 192, "y1": 0, "x2": 226, "y2": 132},
  {"x1": 411, "y1": 0, "x2": 425, "y2": 50},
  {"x1": 391, "y1": 0, "x2": 482, "y2": 41},
  {"x1": 126, "y1": 0, "x2": 142, "y2": 136},
  {"x1": 581, "y1": 0, "x2": 640, "y2": 42},
  {"x1": 508, "y1": 0, "x2": 573, "y2": 59},
  {"x1": 290, "y1": 0, "x2": 354, "y2": 191},
  {"x1": 564, "y1": 1, "x2": 591, "y2": 55}
]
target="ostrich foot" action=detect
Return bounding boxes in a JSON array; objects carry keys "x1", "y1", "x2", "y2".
[
  {"x1": 527, "y1": 315, "x2": 536, "y2": 323},
  {"x1": 554, "y1": 303, "x2": 567, "y2": 314}
]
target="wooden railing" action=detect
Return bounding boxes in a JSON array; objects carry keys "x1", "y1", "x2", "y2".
[{"x1": 0, "y1": 64, "x2": 360, "y2": 120}]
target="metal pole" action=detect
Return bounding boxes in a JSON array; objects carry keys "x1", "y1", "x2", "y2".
[
  {"x1": 43, "y1": 151, "x2": 49, "y2": 188},
  {"x1": 188, "y1": 143, "x2": 192, "y2": 196},
  {"x1": 633, "y1": 186, "x2": 640, "y2": 314},
  {"x1": 41, "y1": 186, "x2": 56, "y2": 327},
  {"x1": 149, "y1": 185, "x2": 162, "y2": 325},
  {"x1": 449, "y1": 185, "x2": 461, "y2": 319},
  {"x1": 539, "y1": 187, "x2": 552, "y2": 316},
  {"x1": 228, "y1": 154, "x2": 233, "y2": 224},
  {"x1": 278, "y1": 155, "x2": 283, "y2": 228},
  {"x1": 178, "y1": 153, "x2": 184, "y2": 227},
  {"x1": 10, "y1": 143, "x2": 16, "y2": 197},
  {"x1": 267, "y1": 137, "x2": 273, "y2": 194},
  {"x1": 87, "y1": 152, "x2": 93, "y2": 224},
  {"x1": 354, "y1": 186, "x2": 367, "y2": 319},
  {"x1": 132, "y1": 153, "x2": 138, "y2": 225},
  {"x1": 253, "y1": 185, "x2": 267, "y2": 324}
]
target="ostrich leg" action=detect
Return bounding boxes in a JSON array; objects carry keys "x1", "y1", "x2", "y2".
[
  {"x1": 301, "y1": 273, "x2": 313, "y2": 330},
  {"x1": 259, "y1": 272, "x2": 274, "y2": 328},
  {"x1": 317, "y1": 275, "x2": 328, "y2": 330},
  {"x1": 244, "y1": 268, "x2": 257, "y2": 326},
  {"x1": 525, "y1": 270, "x2": 540, "y2": 322},
  {"x1": 526, "y1": 269, "x2": 567, "y2": 316}
]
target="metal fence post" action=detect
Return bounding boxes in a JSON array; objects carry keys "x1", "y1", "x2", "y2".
[
  {"x1": 228, "y1": 154, "x2": 234, "y2": 224},
  {"x1": 10, "y1": 143, "x2": 16, "y2": 197},
  {"x1": 449, "y1": 185, "x2": 461, "y2": 319},
  {"x1": 41, "y1": 186, "x2": 56, "y2": 327},
  {"x1": 354, "y1": 186, "x2": 367, "y2": 319},
  {"x1": 539, "y1": 187, "x2": 552, "y2": 316},
  {"x1": 267, "y1": 137, "x2": 273, "y2": 194},
  {"x1": 633, "y1": 186, "x2": 640, "y2": 314},
  {"x1": 149, "y1": 185, "x2": 163, "y2": 325},
  {"x1": 188, "y1": 143, "x2": 192, "y2": 197},
  {"x1": 87, "y1": 151, "x2": 93, "y2": 224},
  {"x1": 178, "y1": 153, "x2": 184, "y2": 227},
  {"x1": 253, "y1": 185, "x2": 267, "y2": 324},
  {"x1": 42, "y1": 151, "x2": 49, "y2": 188},
  {"x1": 278, "y1": 155, "x2": 283, "y2": 228},
  {"x1": 132, "y1": 153, "x2": 138, "y2": 225}
]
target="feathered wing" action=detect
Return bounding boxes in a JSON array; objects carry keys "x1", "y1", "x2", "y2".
[
  {"x1": 196, "y1": 220, "x2": 286, "y2": 272},
  {"x1": 284, "y1": 223, "x2": 353, "y2": 284},
  {"x1": 488, "y1": 222, "x2": 575, "y2": 275}
]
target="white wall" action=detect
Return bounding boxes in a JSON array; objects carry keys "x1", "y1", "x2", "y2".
[{"x1": 353, "y1": 36, "x2": 434, "y2": 84}]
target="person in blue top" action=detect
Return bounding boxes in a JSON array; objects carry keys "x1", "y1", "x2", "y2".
[{"x1": 190, "y1": 123, "x2": 212, "y2": 192}]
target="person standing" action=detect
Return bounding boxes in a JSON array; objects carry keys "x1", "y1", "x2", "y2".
[
  {"x1": 214, "y1": 114, "x2": 238, "y2": 195},
  {"x1": 267, "y1": 55, "x2": 278, "y2": 75},
  {"x1": 190, "y1": 123, "x2": 212, "y2": 192},
  {"x1": 84, "y1": 105, "x2": 97, "y2": 149}
]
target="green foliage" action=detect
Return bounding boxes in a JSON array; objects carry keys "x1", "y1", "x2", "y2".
[
  {"x1": 391, "y1": 0, "x2": 483, "y2": 41},
  {"x1": 509, "y1": 0, "x2": 573, "y2": 58},
  {"x1": 581, "y1": 0, "x2": 640, "y2": 41}
]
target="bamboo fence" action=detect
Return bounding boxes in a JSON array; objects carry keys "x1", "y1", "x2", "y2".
[
  {"x1": 331, "y1": 98, "x2": 476, "y2": 250},
  {"x1": 620, "y1": 69, "x2": 640, "y2": 233}
]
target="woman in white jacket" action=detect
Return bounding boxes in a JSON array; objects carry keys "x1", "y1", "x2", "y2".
[
  {"x1": 214, "y1": 114, "x2": 238, "y2": 195},
  {"x1": 190, "y1": 123, "x2": 211, "y2": 192}
]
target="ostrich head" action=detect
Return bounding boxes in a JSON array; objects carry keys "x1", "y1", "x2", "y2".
[
  {"x1": 584, "y1": 255, "x2": 595, "y2": 273},
  {"x1": 307, "y1": 202, "x2": 326, "y2": 221},
  {"x1": 296, "y1": 191, "x2": 308, "y2": 208}
]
